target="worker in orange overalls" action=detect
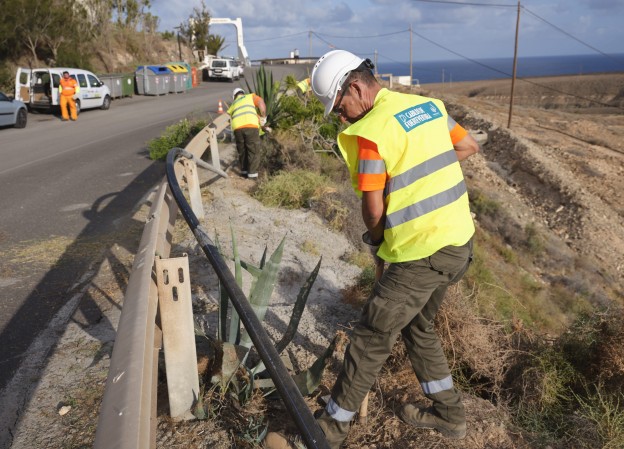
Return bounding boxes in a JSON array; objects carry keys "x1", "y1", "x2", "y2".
[{"x1": 59, "y1": 71, "x2": 80, "y2": 121}]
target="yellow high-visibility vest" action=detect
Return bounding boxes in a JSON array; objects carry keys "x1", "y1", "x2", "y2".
[
  {"x1": 297, "y1": 78, "x2": 310, "y2": 93},
  {"x1": 228, "y1": 94, "x2": 260, "y2": 130},
  {"x1": 338, "y1": 88, "x2": 474, "y2": 262}
]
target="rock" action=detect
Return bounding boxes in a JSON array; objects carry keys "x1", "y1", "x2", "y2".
[{"x1": 58, "y1": 405, "x2": 71, "y2": 416}]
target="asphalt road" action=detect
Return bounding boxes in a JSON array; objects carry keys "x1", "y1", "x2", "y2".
[
  {"x1": 0, "y1": 63, "x2": 310, "y2": 449},
  {"x1": 0, "y1": 78, "x2": 239, "y2": 393}
]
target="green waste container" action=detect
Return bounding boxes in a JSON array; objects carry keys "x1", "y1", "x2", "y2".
[{"x1": 121, "y1": 73, "x2": 135, "y2": 97}]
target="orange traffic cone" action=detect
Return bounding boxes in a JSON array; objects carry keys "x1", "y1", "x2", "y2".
[{"x1": 217, "y1": 100, "x2": 224, "y2": 114}]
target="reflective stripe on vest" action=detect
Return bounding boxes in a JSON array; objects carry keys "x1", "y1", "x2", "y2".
[
  {"x1": 60, "y1": 78, "x2": 77, "y2": 96},
  {"x1": 338, "y1": 88, "x2": 474, "y2": 262},
  {"x1": 228, "y1": 94, "x2": 259, "y2": 130}
]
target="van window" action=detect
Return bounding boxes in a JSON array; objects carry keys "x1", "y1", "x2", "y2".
[
  {"x1": 87, "y1": 74, "x2": 101, "y2": 87},
  {"x1": 77, "y1": 74, "x2": 88, "y2": 88},
  {"x1": 212, "y1": 60, "x2": 226, "y2": 68},
  {"x1": 52, "y1": 74, "x2": 60, "y2": 88},
  {"x1": 19, "y1": 72, "x2": 28, "y2": 84}
]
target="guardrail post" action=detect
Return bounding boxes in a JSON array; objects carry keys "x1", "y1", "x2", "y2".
[
  {"x1": 183, "y1": 159, "x2": 204, "y2": 220},
  {"x1": 207, "y1": 127, "x2": 221, "y2": 171},
  {"x1": 155, "y1": 255, "x2": 199, "y2": 421}
]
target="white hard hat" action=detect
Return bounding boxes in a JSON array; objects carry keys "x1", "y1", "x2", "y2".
[
  {"x1": 311, "y1": 50, "x2": 364, "y2": 116},
  {"x1": 232, "y1": 88, "x2": 245, "y2": 99}
]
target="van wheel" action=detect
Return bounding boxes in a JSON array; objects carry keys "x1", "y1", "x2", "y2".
[
  {"x1": 75, "y1": 99, "x2": 81, "y2": 115},
  {"x1": 101, "y1": 95, "x2": 111, "y2": 110},
  {"x1": 15, "y1": 109, "x2": 27, "y2": 128}
]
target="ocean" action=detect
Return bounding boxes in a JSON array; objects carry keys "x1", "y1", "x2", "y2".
[{"x1": 376, "y1": 53, "x2": 624, "y2": 84}]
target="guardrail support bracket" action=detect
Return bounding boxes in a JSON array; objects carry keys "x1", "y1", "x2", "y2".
[
  {"x1": 155, "y1": 255, "x2": 200, "y2": 421},
  {"x1": 183, "y1": 159, "x2": 205, "y2": 220}
]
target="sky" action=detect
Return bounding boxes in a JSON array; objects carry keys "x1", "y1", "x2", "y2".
[{"x1": 150, "y1": 0, "x2": 624, "y2": 64}]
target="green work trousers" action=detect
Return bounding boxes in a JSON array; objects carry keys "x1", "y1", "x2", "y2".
[
  {"x1": 319, "y1": 238, "x2": 473, "y2": 447},
  {"x1": 233, "y1": 127, "x2": 261, "y2": 175}
]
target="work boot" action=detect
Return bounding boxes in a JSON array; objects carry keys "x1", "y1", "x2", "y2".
[
  {"x1": 315, "y1": 409, "x2": 350, "y2": 449},
  {"x1": 399, "y1": 404, "x2": 466, "y2": 439},
  {"x1": 263, "y1": 432, "x2": 306, "y2": 449}
]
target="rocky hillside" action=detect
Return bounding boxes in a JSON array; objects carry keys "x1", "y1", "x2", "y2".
[{"x1": 425, "y1": 75, "x2": 624, "y2": 305}]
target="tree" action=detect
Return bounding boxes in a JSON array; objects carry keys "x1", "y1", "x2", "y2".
[
  {"x1": 206, "y1": 35, "x2": 227, "y2": 56},
  {"x1": 182, "y1": 0, "x2": 210, "y2": 51}
]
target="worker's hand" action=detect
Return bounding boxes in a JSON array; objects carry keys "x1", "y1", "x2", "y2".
[{"x1": 259, "y1": 116, "x2": 267, "y2": 127}]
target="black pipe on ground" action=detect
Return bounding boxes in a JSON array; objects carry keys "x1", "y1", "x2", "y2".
[{"x1": 166, "y1": 148, "x2": 330, "y2": 449}]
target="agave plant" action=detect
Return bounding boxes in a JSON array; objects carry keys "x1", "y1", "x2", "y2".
[
  {"x1": 209, "y1": 224, "x2": 335, "y2": 398},
  {"x1": 245, "y1": 65, "x2": 286, "y2": 129}
]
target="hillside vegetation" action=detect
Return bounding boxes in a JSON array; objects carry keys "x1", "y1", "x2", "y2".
[{"x1": 0, "y1": 0, "x2": 221, "y2": 92}]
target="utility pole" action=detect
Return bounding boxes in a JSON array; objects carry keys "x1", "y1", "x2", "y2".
[
  {"x1": 409, "y1": 23, "x2": 413, "y2": 89},
  {"x1": 507, "y1": 0, "x2": 521, "y2": 128},
  {"x1": 174, "y1": 25, "x2": 182, "y2": 61},
  {"x1": 374, "y1": 49, "x2": 378, "y2": 75}
]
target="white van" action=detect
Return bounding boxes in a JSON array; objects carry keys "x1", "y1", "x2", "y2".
[
  {"x1": 15, "y1": 67, "x2": 111, "y2": 114},
  {"x1": 207, "y1": 59, "x2": 240, "y2": 82}
]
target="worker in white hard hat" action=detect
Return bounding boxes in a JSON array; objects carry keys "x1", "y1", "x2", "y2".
[
  {"x1": 227, "y1": 88, "x2": 267, "y2": 179},
  {"x1": 266, "y1": 49, "x2": 481, "y2": 449}
]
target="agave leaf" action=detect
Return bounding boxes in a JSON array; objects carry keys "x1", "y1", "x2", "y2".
[
  {"x1": 239, "y1": 236, "x2": 286, "y2": 348},
  {"x1": 275, "y1": 257, "x2": 322, "y2": 353},
  {"x1": 258, "y1": 336, "x2": 337, "y2": 396},
  {"x1": 215, "y1": 233, "x2": 229, "y2": 341},
  {"x1": 259, "y1": 246, "x2": 268, "y2": 269},
  {"x1": 249, "y1": 245, "x2": 268, "y2": 293},
  {"x1": 238, "y1": 259, "x2": 262, "y2": 278},
  {"x1": 193, "y1": 397, "x2": 207, "y2": 420},
  {"x1": 292, "y1": 335, "x2": 337, "y2": 395},
  {"x1": 250, "y1": 258, "x2": 322, "y2": 376},
  {"x1": 229, "y1": 223, "x2": 242, "y2": 344}
]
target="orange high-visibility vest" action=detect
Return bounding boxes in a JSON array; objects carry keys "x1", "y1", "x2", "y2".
[{"x1": 59, "y1": 77, "x2": 79, "y2": 97}]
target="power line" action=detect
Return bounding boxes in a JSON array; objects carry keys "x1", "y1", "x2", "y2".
[
  {"x1": 411, "y1": 0, "x2": 516, "y2": 7},
  {"x1": 246, "y1": 31, "x2": 308, "y2": 43},
  {"x1": 409, "y1": 29, "x2": 624, "y2": 110},
  {"x1": 312, "y1": 29, "x2": 409, "y2": 39},
  {"x1": 522, "y1": 7, "x2": 624, "y2": 63}
]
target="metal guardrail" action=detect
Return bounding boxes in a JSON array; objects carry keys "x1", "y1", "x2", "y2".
[
  {"x1": 94, "y1": 114, "x2": 229, "y2": 449},
  {"x1": 94, "y1": 114, "x2": 329, "y2": 448}
]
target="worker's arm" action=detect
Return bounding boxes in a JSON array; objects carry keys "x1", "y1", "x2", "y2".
[
  {"x1": 453, "y1": 132, "x2": 480, "y2": 161},
  {"x1": 361, "y1": 189, "x2": 385, "y2": 245},
  {"x1": 449, "y1": 117, "x2": 480, "y2": 161},
  {"x1": 256, "y1": 96, "x2": 267, "y2": 117}
]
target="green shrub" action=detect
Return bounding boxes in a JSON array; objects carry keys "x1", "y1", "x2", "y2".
[
  {"x1": 469, "y1": 189, "x2": 500, "y2": 217},
  {"x1": 525, "y1": 222, "x2": 544, "y2": 255},
  {"x1": 253, "y1": 169, "x2": 331, "y2": 209},
  {"x1": 575, "y1": 386, "x2": 624, "y2": 449},
  {"x1": 148, "y1": 118, "x2": 207, "y2": 160}
]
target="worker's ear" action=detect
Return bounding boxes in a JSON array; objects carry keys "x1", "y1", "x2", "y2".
[{"x1": 350, "y1": 80, "x2": 364, "y2": 99}]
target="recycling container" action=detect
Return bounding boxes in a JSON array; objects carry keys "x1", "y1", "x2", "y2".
[
  {"x1": 166, "y1": 64, "x2": 187, "y2": 93},
  {"x1": 135, "y1": 65, "x2": 171, "y2": 96},
  {"x1": 99, "y1": 74, "x2": 123, "y2": 99}
]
